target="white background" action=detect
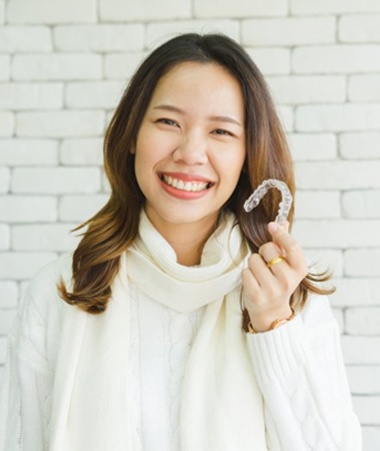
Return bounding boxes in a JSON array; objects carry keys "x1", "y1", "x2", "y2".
[{"x1": 0, "y1": 0, "x2": 380, "y2": 447}]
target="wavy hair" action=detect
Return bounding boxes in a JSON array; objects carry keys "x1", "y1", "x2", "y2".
[{"x1": 58, "y1": 33, "x2": 334, "y2": 329}]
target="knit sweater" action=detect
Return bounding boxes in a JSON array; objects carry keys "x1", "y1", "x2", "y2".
[{"x1": 0, "y1": 216, "x2": 362, "y2": 451}]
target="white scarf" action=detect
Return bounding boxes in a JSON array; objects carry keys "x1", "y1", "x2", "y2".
[{"x1": 49, "y1": 212, "x2": 267, "y2": 450}]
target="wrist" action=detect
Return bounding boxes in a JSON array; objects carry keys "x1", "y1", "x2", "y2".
[{"x1": 247, "y1": 307, "x2": 295, "y2": 334}]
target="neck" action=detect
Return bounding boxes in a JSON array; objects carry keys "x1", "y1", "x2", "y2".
[{"x1": 145, "y1": 211, "x2": 219, "y2": 266}]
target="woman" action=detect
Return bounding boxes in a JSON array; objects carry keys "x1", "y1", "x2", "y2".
[{"x1": 0, "y1": 33, "x2": 361, "y2": 450}]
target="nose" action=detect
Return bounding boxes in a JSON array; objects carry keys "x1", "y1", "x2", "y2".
[{"x1": 172, "y1": 132, "x2": 208, "y2": 165}]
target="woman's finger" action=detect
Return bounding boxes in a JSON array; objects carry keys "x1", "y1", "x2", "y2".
[{"x1": 267, "y1": 222, "x2": 308, "y2": 274}]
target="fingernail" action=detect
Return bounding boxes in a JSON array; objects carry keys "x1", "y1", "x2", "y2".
[{"x1": 268, "y1": 222, "x2": 280, "y2": 232}]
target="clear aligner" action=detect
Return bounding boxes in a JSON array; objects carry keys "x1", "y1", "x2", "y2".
[{"x1": 243, "y1": 178, "x2": 293, "y2": 224}]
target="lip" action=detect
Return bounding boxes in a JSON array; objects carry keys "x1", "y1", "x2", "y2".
[{"x1": 158, "y1": 172, "x2": 214, "y2": 200}]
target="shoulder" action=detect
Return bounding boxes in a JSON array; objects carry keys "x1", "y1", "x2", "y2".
[
  {"x1": 14, "y1": 254, "x2": 74, "y2": 336},
  {"x1": 28, "y1": 253, "x2": 73, "y2": 298}
]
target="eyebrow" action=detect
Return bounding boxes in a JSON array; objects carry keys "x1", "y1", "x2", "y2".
[{"x1": 153, "y1": 104, "x2": 242, "y2": 127}]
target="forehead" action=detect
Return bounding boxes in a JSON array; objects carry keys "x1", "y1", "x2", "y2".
[{"x1": 148, "y1": 61, "x2": 244, "y2": 114}]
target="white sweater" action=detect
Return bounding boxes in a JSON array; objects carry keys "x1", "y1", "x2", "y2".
[{"x1": 0, "y1": 216, "x2": 362, "y2": 450}]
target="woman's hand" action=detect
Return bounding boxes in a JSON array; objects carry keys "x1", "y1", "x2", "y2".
[{"x1": 242, "y1": 221, "x2": 308, "y2": 333}]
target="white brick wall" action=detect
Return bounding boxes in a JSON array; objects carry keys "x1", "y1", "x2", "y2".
[
  {"x1": 340, "y1": 15, "x2": 380, "y2": 42},
  {"x1": 1, "y1": 0, "x2": 379, "y2": 445},
  {"x1": 0, "y1": 112, "x2": 14, "y2": 136},
  {"x1": 340, "y1": 132, "x2": 380, "y2": 159},
  {"x1": 7, "y1": 0, "x2": 97, "y2": 24},
  {"x1": 13, "y1": 54, "x2": 103, "y2": 80},
  {"x1": 54, "y1": 25, "x2": 145, "y2": 52},
  {"x1": 0, "y1": 55, "x2": 10, "y2": 80}
]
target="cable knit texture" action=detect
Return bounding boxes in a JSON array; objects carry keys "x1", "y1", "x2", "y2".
[{"x1": 0, "y1": 212, "x2": 362, "y2": 451}]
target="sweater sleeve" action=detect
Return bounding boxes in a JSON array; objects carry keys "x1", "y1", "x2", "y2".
[
  {"x1": 246, "y1": 295, "x2": 362, "y2": 451},
  {"x1": 0, "y1": 257, "x2": 68, "y2": 451}
]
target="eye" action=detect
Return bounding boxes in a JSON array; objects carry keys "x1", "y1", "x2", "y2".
[
  {"x1": 156, "y1": 118, "x2": 180, "y2": 127},
  {"x1": 212, "y1": 128, "x2": 234, "y2": 137}
]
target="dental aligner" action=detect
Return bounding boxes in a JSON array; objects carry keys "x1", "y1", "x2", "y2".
[{"x1": 243, "y1": 179, "x2": 293, "y2": 224}]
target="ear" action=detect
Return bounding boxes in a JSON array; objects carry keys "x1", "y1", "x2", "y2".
[{"x1": 130, "y1": 147, "x2": 135, "y2": 155}]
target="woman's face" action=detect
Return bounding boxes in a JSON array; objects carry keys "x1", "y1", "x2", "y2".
[{"x1": 134, "y1": 61, "x2": 246, "y2": 233}]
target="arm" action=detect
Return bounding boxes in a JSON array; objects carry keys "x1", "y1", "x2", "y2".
[
  {"x1": 247, "y1": 295, "x2": 362, "y2": 450},
  {"x1": 242, "y1": 222, "x2": 361, "y2": 450},
  {"x1": 0, "y1": 266, "x2": 59, "y2": 451}
]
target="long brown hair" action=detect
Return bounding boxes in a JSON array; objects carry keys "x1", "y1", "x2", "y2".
[{"x1": 59, "y1": 33, "x2": 333, "y2": 327}]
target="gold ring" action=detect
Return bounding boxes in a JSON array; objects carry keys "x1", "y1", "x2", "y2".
[{"x1": 266, "y1": 256, "x2": 285, "y2": 268}]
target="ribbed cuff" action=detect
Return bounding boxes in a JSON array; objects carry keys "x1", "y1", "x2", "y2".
[{"x1": 246, "y1": 315, "x2": 308, "y2": 383}]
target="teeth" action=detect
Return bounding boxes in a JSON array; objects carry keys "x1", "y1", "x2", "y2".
[{"x1": 162, "y1": 175, "x2": 209, "y2": 192}]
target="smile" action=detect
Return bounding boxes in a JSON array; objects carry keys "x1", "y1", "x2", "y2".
[{"x1": 160, "y1": 174, "x2": 212, "y2": 192}]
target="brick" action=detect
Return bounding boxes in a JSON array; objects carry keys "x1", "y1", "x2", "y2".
[
  {"x1": 0, "y1": 168, "x2": 10, "y2": 193},
  {"x1": 348, "y1": 366, "x2": 380, "y2": 395},
  {"x1": 353, "y1": 396, "x2": 380, "y2": 425},
  {"x1": 288, "y1": 133, "x2": 337, "y2": 161},
  {"x1": 304, "y1": 249, "x2": 343, "y2": 278},
  {"x1": 146, "y1": 20, "x2": 240, "y2": 47},
  {"x1": 332, "y1": 278, "x2": 380, "y2": 307},
  {"x1": 277, "y1": 106, "x2": 293, "y2": 132},
  {"x1": 363, "y1": 427, "x2": 380, "y2": 451},
  {"x1": 0, "y1": 55, "x2": 10, "y2": 81},
  {"x1": 0, "y1": 366, "x2": 4, "y2": 390},
  {"x1": 340, "y1": 132, "x2": 380, "y2": 159},
  {"x1": 348, "y1": 75, "x2": 380, "y2": 102},
  {"x1": 0, "y1": 196, "x2": 57, "y2": 222},
  {"x1": 0, "y1": 252, "x2": 57, "y2": 280},
  {"x1": 293, "y1": 45, "x2": 380, "y2": 74},
  {"x1": 12, "y1": 224, "x2": 79, "y2": 251},
  {"x1": 60, "y1": 139, "x2": 103, "y2": 166},
  {"x1": 102, "y1": 171, "x2": 111, "y2": 193},
  {"x1": 54, "y1": 24, "x2": 144, "y2": 52},
  {"x1": 296, "y1": 105, "x2": 380, "y2": 132},
  {"x1": 295, "y1": 191, "x2": 340, "y2": 219},
  {"x1": 0, "y1": 339, "x2": 7, "y2": 369},
  {"x1": 16, "y1": 111, "x2": 105, "y2": 138},
  {"x1": 0, "y1": 83, "x2": 63, "y2": 110},
  {"x1": 293, "y1": 220, "x2": 380, "y2": 249},
  {"x1": 291, "y1": 0, "x2": 380, "y2": 15},
  {"x1": 59, "y1": 194, "x2": 108, "y2": 222},
  {"x1": 100, "y1": 0, "x2": 191, "y2": 21},
  {"x1": 346, "y1": 308, "x2": 380, "y2": 335},
  {"x1": 0, "y1": 26, "x2": 52, "y2": 52},
  {"x1": 7, "y1": 0, "x2": 96, "y2": 24},
  {"x1": 246, "y1": 47, "x2": 290, "y2": 75},
  {"x1": 12, "y1": 54, "x2": 102, "y2": 81},
  {"x1": 345, "y1": 249, "x2": 380, "y2": 277},
  {"x1": 268, "y1": 76, "x2": 346, "y2": 105},
  {"x1": 0, "y1": 281, "x2": 18, "y2": 308},
  {"x1": 340, "y1": 15, "x2": 380, "y2": 43},
  {"x1": 0, "y1": 139, "x2": 58, "y2": 165},
  {"x1": 342, "y1": 190, "x2": 380, "y2": 218},
  {"x1": 295, "y1": 161, "x2": 380, "y2": 189},
  {"x1": 65, "y1": 81, "x2": 124, "y2": 109},
  {"x1": 104, "y1": 52, "x2": 147, "y2": 80},
  {"x1": 0, "y1": 0, "x2": 4, "y2": 24},
  {"x1": 0, "y1": 309, "x2": 16, "y2": 335},
  {"x1": 0, "y1": 112, "x2": 14, "y2": 137},
  {"x1": 0, "y1": 224, "x2": 10, "y2": 250},
  {"x1": 12, "y1": 168, "x2": 101, "y2": 194},
  {"x1": 342, "y1": 336, "x2": 380, "y2": 364},
  {"x1": 194, "y1": 0, "x2": 286, "y2": 18},
  {"x1": 242, "y1": 17, "x2": 335, "y2": 46}
]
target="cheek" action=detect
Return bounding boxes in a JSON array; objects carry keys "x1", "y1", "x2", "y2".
[{"x1": 224, "y1": 149, "x2": 246, "y2": 182}]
